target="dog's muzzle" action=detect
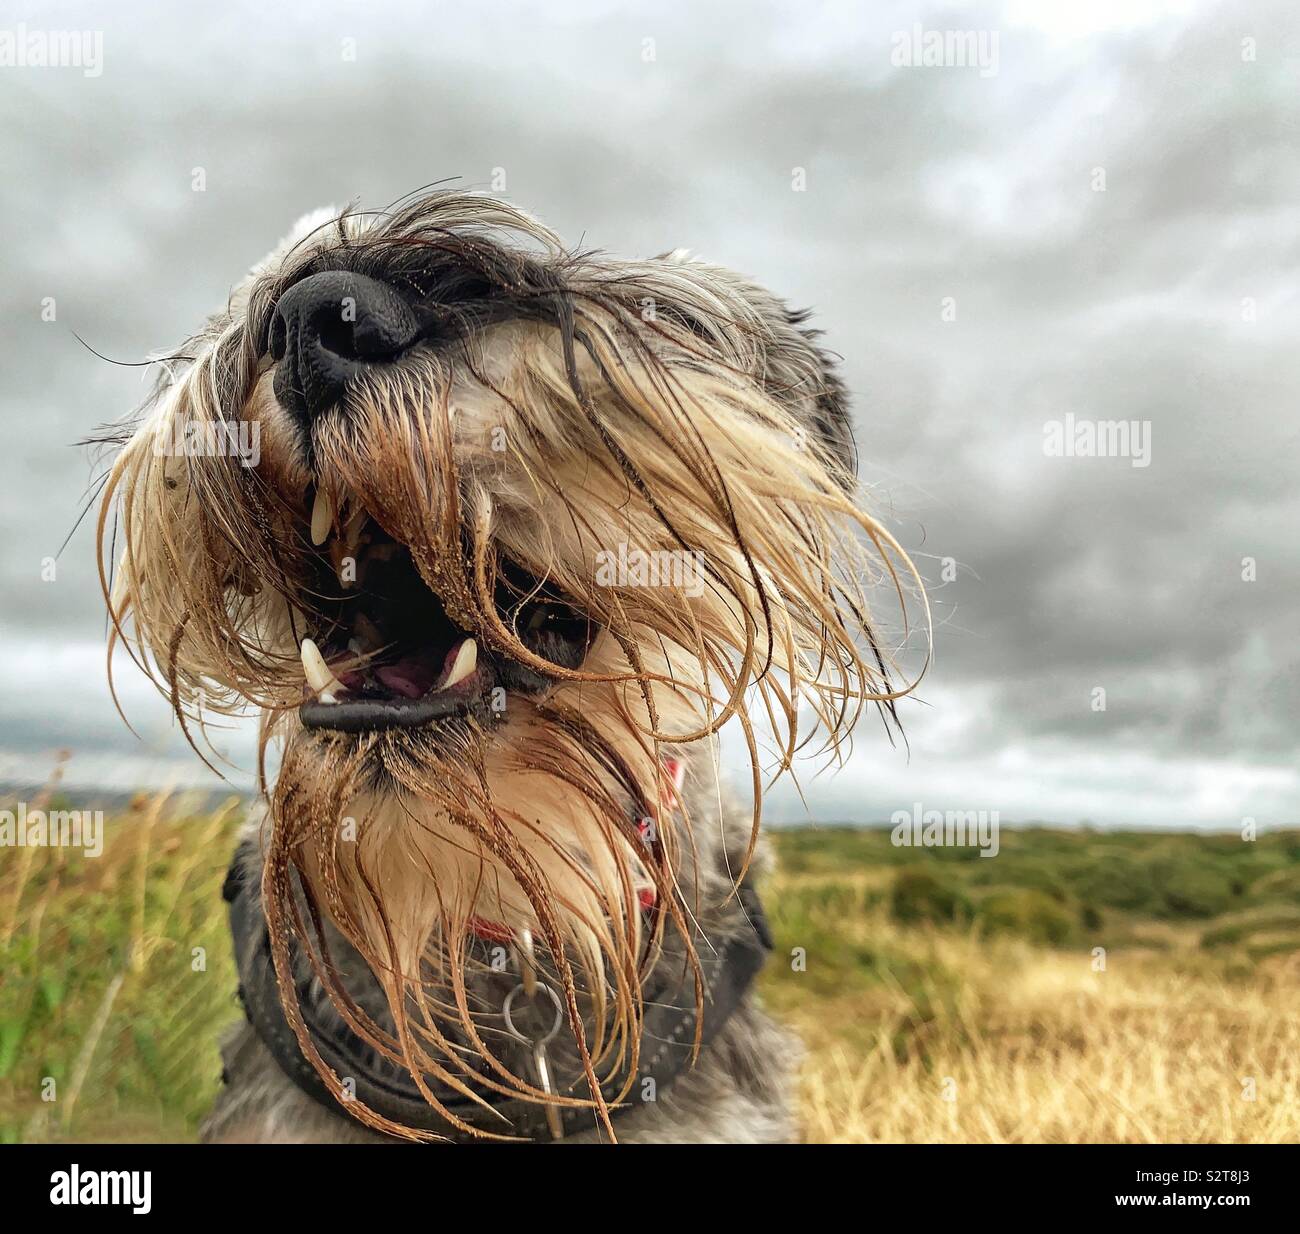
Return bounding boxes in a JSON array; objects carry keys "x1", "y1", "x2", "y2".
[{"x1": 270, "y1": 270, "x2": 420, "y2": 421}]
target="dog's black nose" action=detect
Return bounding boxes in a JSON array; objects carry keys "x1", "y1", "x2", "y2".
[{"x1": 270, "y1": 271, "x2": 420, "y2": 421}]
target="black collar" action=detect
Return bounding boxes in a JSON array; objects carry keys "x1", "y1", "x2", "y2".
[{"x1": 222, "y1": 841, "x2": 772, "y2": 1142}]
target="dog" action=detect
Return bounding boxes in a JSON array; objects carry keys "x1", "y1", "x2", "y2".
[{"x1": 95, "y1": 191, "x2": 924, "y2": 1143}]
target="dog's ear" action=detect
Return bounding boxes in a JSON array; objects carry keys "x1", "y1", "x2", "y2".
[
  {"x1": 778, "y1": 306, "x2": 856, "y2": 484},
  {"x1": 650, "y1": 249, "x2": 856, "y2": 486}
]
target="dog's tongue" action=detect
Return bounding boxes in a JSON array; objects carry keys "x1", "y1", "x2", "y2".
[
  {"x1": 372, "y1": 642, "x2": 475, "y2": 698},
  {"x1": 374, "y1": 658, "x2": 440, "y2": 698}
]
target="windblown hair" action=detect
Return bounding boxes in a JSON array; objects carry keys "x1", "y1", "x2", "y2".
[{"x1": 95, "y1": 191, "x2": 928, "y2": 1140}]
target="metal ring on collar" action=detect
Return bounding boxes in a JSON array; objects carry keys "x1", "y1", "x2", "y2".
[{"x1": 502, "y1": 981, "x2": 564, "y2": 1046}]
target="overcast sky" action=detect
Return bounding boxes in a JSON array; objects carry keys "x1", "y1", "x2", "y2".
[{"x1": 1, "y1": 0, "x2": 1295, "y2": 827}]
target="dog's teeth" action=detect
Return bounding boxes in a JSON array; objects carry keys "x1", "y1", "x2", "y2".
[
  {"x1": 442, "y1": 639, "x2": 477, "y2": 690},
  {"x1": 301, "y1": 637, "x2": 346, "y2": 700},
  {"x1": 310, "y1": 489, "x2": 334, "y2": 546}
]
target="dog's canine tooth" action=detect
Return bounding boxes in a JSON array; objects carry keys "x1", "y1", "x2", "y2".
[
  {"x1": 301, "y1": 637, "x2": 345, "y2": 701},
  {"x1": 441, "y1": 638, "x2": 477, "y2": 689},
  {"x1": 310, "y1": 488, "x2": 334, "y2": 546}
]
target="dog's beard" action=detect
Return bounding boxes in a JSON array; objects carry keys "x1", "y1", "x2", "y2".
[
  {"x1": 265, "y1": 695, "x2": 690, "y2": 1141},
  {"x1": 96, "y1": 209, "x2": 927, "y2": 1140}
]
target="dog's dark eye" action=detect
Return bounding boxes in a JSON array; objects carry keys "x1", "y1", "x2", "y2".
[
  {"x1": 513, "y1": 599, "x2": 592, "y2": 671},
  {"x1": 521, "y1": 600, "x2": 587, "y2": 642},
  {"x1": 524, "y1": 604, "x2": 563, "y2": 632}
]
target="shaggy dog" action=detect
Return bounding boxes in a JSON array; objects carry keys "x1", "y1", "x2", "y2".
[{"x1": 95, "y1": 191, "x2": 924, "y2": 1142}]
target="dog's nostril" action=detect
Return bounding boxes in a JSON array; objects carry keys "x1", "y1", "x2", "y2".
[
  {"x1": 271, "y1": 270, "x2": 420, "y2": 421},
  {"x1": 315, "y1": 314, "x2": 355, "y2": 360}
]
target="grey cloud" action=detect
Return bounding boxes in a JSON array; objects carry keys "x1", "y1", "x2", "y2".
[{"x1": 0, "y1": 0, "x2": 1294, "y2": 822}]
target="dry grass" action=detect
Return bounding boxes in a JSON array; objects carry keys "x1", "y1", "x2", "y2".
[{"x1": 763, "y1": 893, "x2": 1300, "y2": 1143}]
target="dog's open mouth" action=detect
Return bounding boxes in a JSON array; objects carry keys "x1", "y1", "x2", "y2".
[{"x1": 298, "y1": 487, "x2": 592, "y2": 734}]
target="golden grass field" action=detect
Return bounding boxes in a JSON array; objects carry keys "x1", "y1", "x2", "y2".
[
  {"x1": 775, "y1": 914, "x2": 1300, "y2": 1143},
  {"x1": 3, "y1": 791, "x2": 1299, "y2": 1143}
]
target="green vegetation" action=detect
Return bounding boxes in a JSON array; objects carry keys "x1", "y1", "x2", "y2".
[
  {"x1": 775, "y1": 823, "x2": 1300, "y2": 927},
  {"x1": 0, "y1": 796, "x2": 242, "y2": 1143}
]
